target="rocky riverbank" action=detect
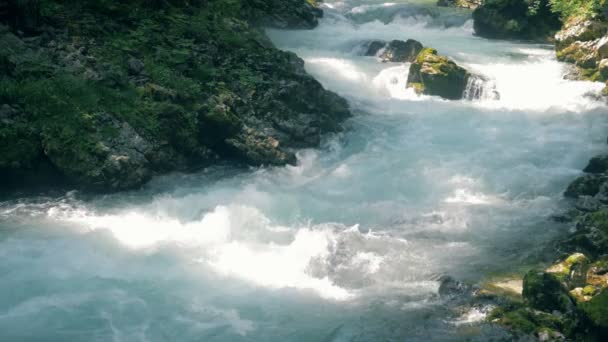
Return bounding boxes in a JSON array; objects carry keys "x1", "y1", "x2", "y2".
[
  {"x1": 464, "y1": 0, "x2": 608, "y2": 339},
  {"x1": 0, "y1": 0, "x2": 350, "y2": 193}
]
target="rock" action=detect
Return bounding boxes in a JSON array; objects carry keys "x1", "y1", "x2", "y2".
[
  {"x1": 522, "y1": 271, "x2": 576, "y2": 314},
  {"x1": 555, "y1": 18, "x2": 608, "y2": 50},
  {"x1": 379, "y1": 39, "x2": 423, "y2": 63},
  {"x1": 575, "y1": 196, "x2": 602, "y2": 212},
  {"x1": 363, "y1": 40, "x2": 386, "y2": 56},
  {"x1": 580, "y1": 289, "x2": 608, "y2": 333},
  {"x1": 438, "y1": 275, "x2": 472, "y2": 298},
  {"x1": 556, "y1": 40, "x2": 599, "y2": 70},
  {"x1": 600, "y1": 59, "x2": 608, "y2": 81},
  {"x1": 437, "y1": 0, "x2": 481, "y2": 10},
  {"x1": 406, "y1": 48, "x2": 470, "y2": 100},
  {"x1": 127, "y1": 57, "x2": 145, "y2": 75},
  {"x1": 584, "y1": 154, "x2": 608, "y2": 173},
  {"x1": 488, "y1": 306, "x2": 567, "y2": 337},
  {"x1": 561, "y1": 209, "x2": 608, "y2": 259},
  {"x1": 595, "y1": 182, "x2": 608, "y2": 203},
  {"x1": 479, "y1": 277, "x2": 523, "y2": 300},
  {"x1": 598, "y1": 36, "x2": 608, "y2": 59},
  {"x1": 41, "y1": 112, "x2": 154, "y2": 191},
  {"x1": 586, "y1": 257, "x2": 608, "y2": 290},
  {"x1": 564, "y1": 174, "x2": 608, "y2": 198},
  {"x1": 472, "y1": 0, "x2": 561, "y2": 40},
  {"x1": 254, "y1": 0, "x2": 323, "y2": 29},
  {"x1": 545, "y1": 253, "x2": 589, "y2": 289}
]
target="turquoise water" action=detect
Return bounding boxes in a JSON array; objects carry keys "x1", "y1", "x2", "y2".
[{"x1": 1, "y1": 1, "x2": 608, "y2": 340}]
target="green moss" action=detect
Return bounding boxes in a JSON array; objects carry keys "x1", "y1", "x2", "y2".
[
  {"x1": 580, "y1": 289, "x2": 608, "y2": 329},
  {"x1": 489, "y1": 306, "x2": 564, "y2": 335}
]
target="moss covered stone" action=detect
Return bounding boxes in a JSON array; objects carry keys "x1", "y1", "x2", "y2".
[
  {"x1": 406, "y1": 48, "x2": 470, "y2": 100},
  {"x1": 523, "y1": 271, "x2": 576, "y2": 314},
  {"x1": 472, "y1": 0, "x2": 561, "y2": 40},
  {"x1": 0, "y1": 0, "x2": 350, "y2": 192}
]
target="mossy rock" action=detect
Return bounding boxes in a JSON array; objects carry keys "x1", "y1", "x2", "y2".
[
  {"x1": 488, "y1": 306, "x2": 566, "y2": 337},
  {"x1": 580, "y1": 289, "x2": 608, "y2": 335},
  {"x1": 406, "y1": 48, "x2": 470, "y2": 100},
  {"x1": 564, "y1": 174, "x2": 608, "y2": 198},
  {"x1": 522, "y1": 271, "x2": 576, "y2": 314},
  {"x1": 546, "y1": 253, "x2": 589, "y2": 289},
  {"x1": 472, "y1": 0, "x2": 561, "y2": 40}
]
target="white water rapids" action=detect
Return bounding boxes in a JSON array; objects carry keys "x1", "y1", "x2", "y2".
[{"x1": 1, "y1": 0, "x2": 608, "y2": 340}]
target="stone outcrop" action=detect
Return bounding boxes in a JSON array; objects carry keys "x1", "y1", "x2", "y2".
[
  {"x1": 0, "y1": 0, "x2": 350, "y2": 192},
  {"x1": 472, "y1": 0, "x2": 561, "y2": 40},
  {"x1": 406, "y1": 48, "x2": 470, "y2": 99},
  {"x1": 554, "y1": 16, "x2": 608, "y2": 94},
  {"x1": 379, "y1": 39, "x2": 423, "y2": 63}
]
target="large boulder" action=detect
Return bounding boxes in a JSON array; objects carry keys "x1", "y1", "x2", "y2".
[
  {"x1": 472, "y1": 0, "x2": 561, "y2": 40},
  {"x1": 523, "y1": 271, "x2": 576, "y2": 314},
  {"x1": 555, "y1": 18, "x2": 608, "y2": 50},
  {"x1": 580, "y1": 289, "x2": 608, "y2": 335},
  {"x1": 564, "y1": 174, "x2": 608, "y2": 198},
  {"x1": 584, "y1": 154, "x2": 608, "y2": 173},
  {"x1": 380, "y1": 39, "x2": 424, "y2": 63},
  {"x1": 406, "y1": 48, "x2": 470, "y2": 99}
]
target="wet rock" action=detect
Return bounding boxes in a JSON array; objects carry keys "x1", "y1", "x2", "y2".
[
  {"x1": 575, "y1": 196, "x2": 602, "y2": 212},
  {"x1": 362, "y1": 40, "x2": 386, "y2": 57},
  {"x1": 438, "y1": 275, "x2": 473, "y2": 299},
  {"x1": 379, "y1": 39, "x2": 423, "y2": 63},
  {"x1": 564, "y1": 174, "x2": 608, "y2": 198},
  {"x1": 127, "y1": 57, "x2": 145, "y2": 75},
  {"x1": 522, "y1": 271, "x2": 576, "y2": 314},
  {"x1": 406, "y1": 48, "x2": 470, "y2": 100},
  {"x1": 545, "y1": 253, "x2": 589, "y2": 289},
  {"x1": 584, "y1": 154, "x2": 608, "y2": 173}
]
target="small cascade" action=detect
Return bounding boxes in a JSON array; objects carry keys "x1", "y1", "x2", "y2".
[{"x1": 463, "y1": 74, "x2": 500, "y2": 101}]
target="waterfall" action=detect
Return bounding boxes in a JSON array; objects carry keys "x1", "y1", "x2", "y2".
[{"x1": 463, "y1": 74, "x2": 500, "y2": 101}]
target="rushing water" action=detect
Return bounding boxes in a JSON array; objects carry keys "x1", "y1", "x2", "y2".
[{"x1": 2, "y1": 1, "x2": 608, "y2": 341}]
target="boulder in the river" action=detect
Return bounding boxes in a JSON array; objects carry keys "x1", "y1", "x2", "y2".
[
  {"x1": 472, "y1": 0, "x2": 561, "y2": 40},
  {"x1": 584, "y1": 154, "x2": 608, "y2": 173},
  {"x1": 379, "y1": 39, "x2": 423, "y2": 63},
  {"x1": 522, "y1": 270, "x2": 576, "y2": 314},
  {"x1": 564, "y1": 174, "x2": 608, "y2": 198},
  {"x1": 362, "y1": 40, "x2": 387, "y2": 56},
  {"x1": 406, "y1": 48, "x2": 470, "y2": 99}
]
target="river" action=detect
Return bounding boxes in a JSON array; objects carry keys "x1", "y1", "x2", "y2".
[{"x1": 1, "y1": 0, "x2": 607, "y2": 340}]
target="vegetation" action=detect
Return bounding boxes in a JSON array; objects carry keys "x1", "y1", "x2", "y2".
[{"x1": 0, "y1": 0, "x2": 349, "y2": 191}]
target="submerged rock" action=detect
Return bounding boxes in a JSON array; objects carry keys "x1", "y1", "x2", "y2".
[
  {"x1": 379, "y1": 39, "x2": 423, "y2": 63},
  {"x1": 406, "y1": 48, "x2": 470, "y2": 99}
]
